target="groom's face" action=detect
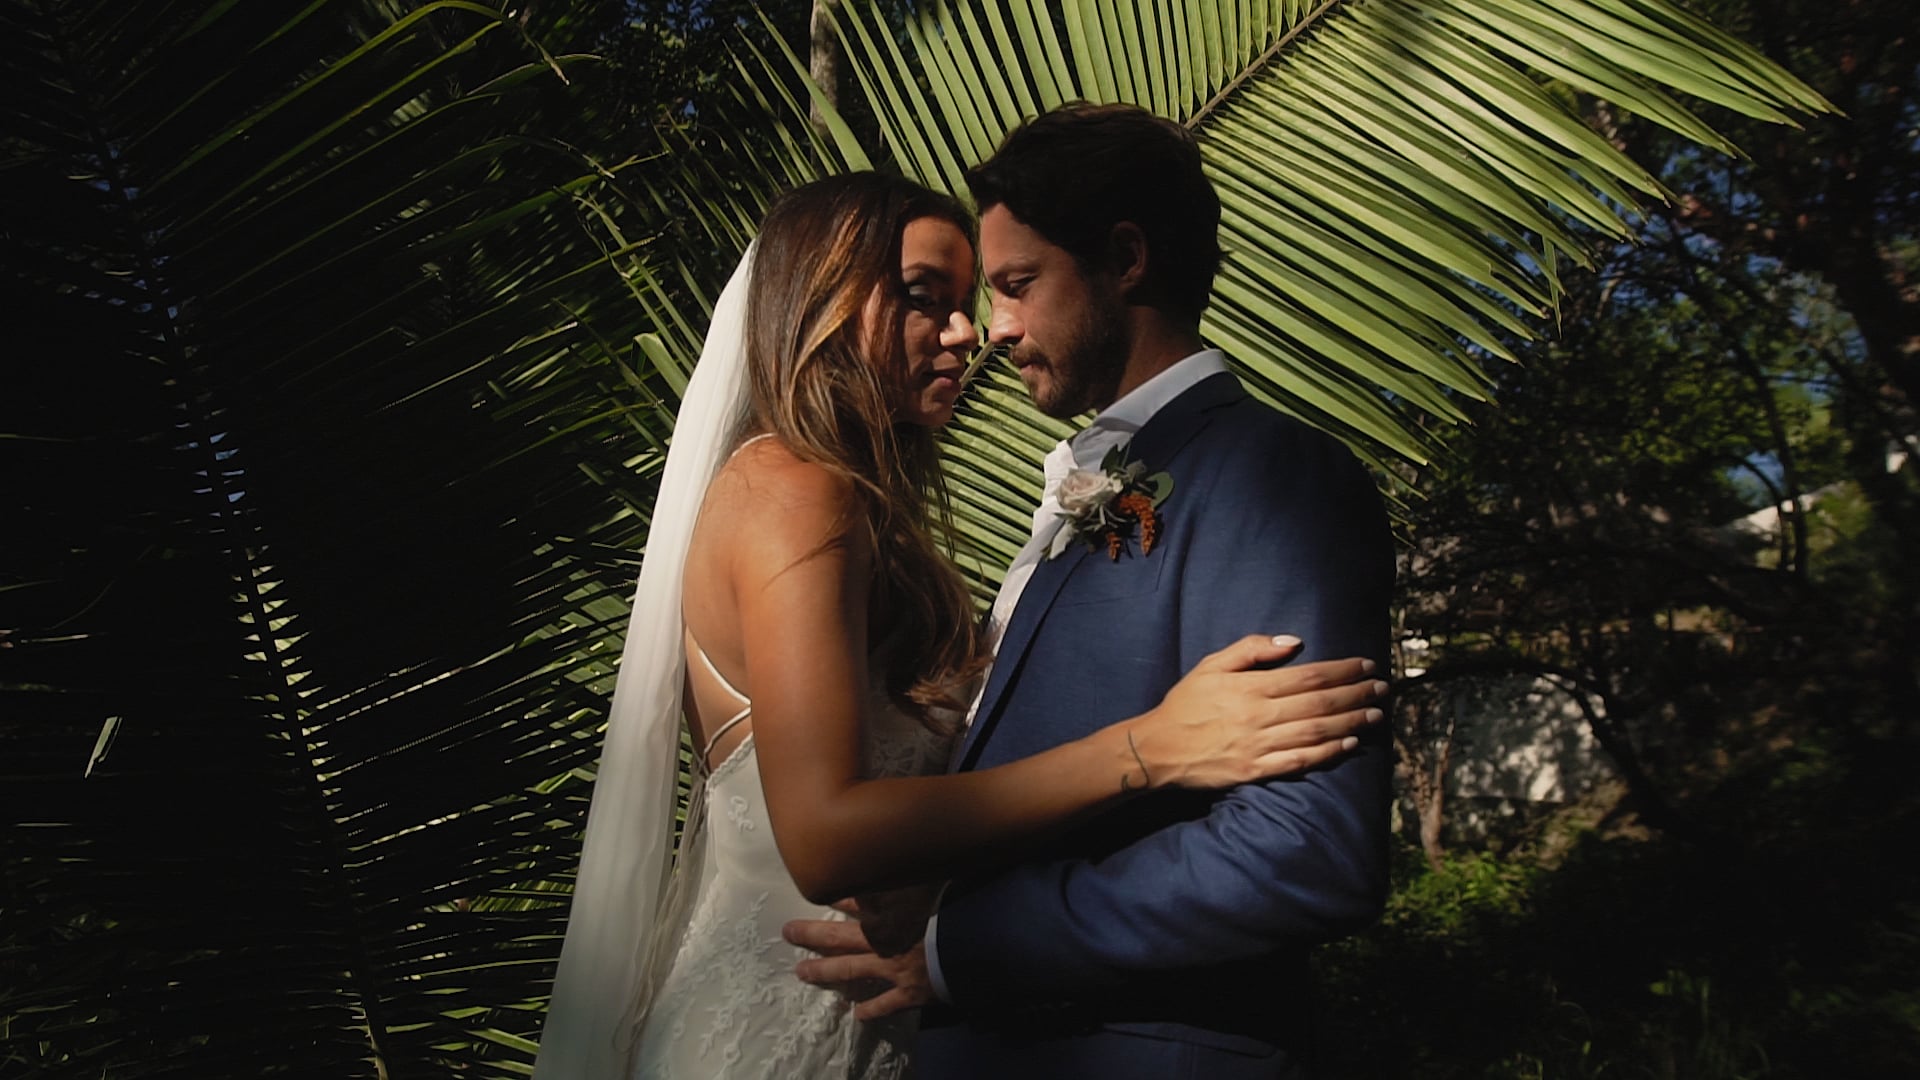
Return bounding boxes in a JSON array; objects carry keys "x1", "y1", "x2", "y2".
[{"x1": 979, "y1": 205, "x2": 1126, "y2": 419}]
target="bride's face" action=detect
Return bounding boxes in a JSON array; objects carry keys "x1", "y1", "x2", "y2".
[{"x1": 877, "y1": 216, "x2": 979, "y2": 428}]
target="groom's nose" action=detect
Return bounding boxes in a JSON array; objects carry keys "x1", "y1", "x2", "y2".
[{"x1": 987, "y1": 302, "x2": 1022, "y2": 346}]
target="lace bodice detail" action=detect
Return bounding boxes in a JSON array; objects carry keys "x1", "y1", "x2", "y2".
[{"x1": 632, "y1": 670, "x2": 951, "y2": 1080}]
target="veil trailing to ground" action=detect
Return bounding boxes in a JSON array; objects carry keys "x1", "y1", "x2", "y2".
[{"x1": 533, "y1": 246, "x2": 757, "y2": 1080}]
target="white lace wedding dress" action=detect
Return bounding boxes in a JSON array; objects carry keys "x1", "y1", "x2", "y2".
[{"x1": 631, "y1": 638, "x2": 952, "y2": 1080}]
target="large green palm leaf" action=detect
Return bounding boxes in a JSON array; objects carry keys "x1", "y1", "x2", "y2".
[
  {"x1": 0, "y1": 2, "x2": 843, "y2": 1076},
  {"x1": 800, "y1": 0, "x2": 1828, "y2": 591}
]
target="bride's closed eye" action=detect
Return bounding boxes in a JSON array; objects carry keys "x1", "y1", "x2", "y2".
[{"x1": 902, "y1": 266, "x2": 957, "y2": 303}]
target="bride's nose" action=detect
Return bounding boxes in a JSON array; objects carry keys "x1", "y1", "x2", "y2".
[{"x1": 941, "y1": 310, "x2": 978, "y2": 351}]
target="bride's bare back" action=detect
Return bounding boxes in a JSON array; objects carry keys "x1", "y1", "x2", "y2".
[
  {"x1": 640, "y1": 436, "x2": 942, "y2": 1080},
  {"x1": 675, "y1": 438, "x2": 856, "y2": 772}
]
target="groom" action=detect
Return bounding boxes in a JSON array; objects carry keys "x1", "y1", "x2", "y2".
[{"x1": 790, "y1": 103, "x2": 1394, "y2": 1078}]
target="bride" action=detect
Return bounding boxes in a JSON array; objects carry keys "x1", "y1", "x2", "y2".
[{"x1": 534, "y1": 173, "x2": 1386, "y2": 1080}]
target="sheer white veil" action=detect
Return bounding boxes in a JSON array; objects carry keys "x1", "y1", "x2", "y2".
[{"x1": 533, "y1": 245, "x2": 757, "y2": 1080}]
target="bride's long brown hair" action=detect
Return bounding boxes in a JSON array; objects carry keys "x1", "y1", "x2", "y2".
[{"x1": 743, "y1": 173, "x2": 987, "y2": 721}]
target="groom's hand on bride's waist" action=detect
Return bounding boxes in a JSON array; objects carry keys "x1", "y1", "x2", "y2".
[{"x1": 785, "y1": 905, "x2": 934, "y2": 1021}]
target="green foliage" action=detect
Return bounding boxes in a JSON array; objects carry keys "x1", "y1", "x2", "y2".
[
  {"x1": 1396, "y1": 0, "x2": 1917, "y2": 833},
  {"x1": 0, "y1": 1, "x2": 837, "y2": 1076},
  {"x1": 1378, "y1": 4, "x2": 1920, "y2": 1069},
  {"x1": 0, "y1": 0, "x2": 1859, "y2": 1078},
  {"x1": 824, "y1": 0, "x2": 1827, "y2": 472},
  {"x1": 1322, "y1": 802, "x2": 1920, "y2": 1077},
  {"x1": 805, "y1": 0, "x2": 1829, "y2": 612},
  {"x1": 1387, "y1": 851, "x2": 1539, "y2": 934}
]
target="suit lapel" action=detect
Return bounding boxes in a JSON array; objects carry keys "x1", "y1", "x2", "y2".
[
  {"x1": 954, "y1": 542, "x2": 1089, "y2": 770},
  {"x1": 954, "y1": 371, "x2": 1247, "y2": 772}
]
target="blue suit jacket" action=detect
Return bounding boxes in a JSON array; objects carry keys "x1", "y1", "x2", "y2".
[{"x1": 918, "y1": 371, "x2": 1394, "y2": 1079}]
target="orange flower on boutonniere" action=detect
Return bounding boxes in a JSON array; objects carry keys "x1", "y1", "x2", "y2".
[{"x1": 1048, "y1": 444, "x2": 1174, "y2": 561}]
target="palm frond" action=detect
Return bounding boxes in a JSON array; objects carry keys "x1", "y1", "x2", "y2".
[
  {"x1": 2, "y1": 1, "x2": 838, "y2": 1075},
  {"x1": 804, "y1": 0, "x2": 1827, "y2": 589}
]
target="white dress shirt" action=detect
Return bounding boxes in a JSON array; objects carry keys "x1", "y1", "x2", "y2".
[{"x1": 927, "y1": 348, "x2": 1229, "y2": 1001}]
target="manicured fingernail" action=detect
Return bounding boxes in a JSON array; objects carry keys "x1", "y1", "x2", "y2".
[
  {"x1": 1371, "y1": 681, "x2": 1390, "y2": 696},
  {"x1": 1273, "y1": 634, "x2": 1302, "y2": 648},
  {"x1": 1364, "y1": 708, "x2": 1384, "y2": 723},
  {"x1": 1341, "y1": 736, "x2": 1360, "y2": 751},
  {"x1": 1360, "y1": 659, "x2": 1376, "y2": 674}
]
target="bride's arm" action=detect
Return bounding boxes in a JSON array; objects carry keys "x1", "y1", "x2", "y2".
[{"x1": 735, "y1": 462, "x2": 1382, "y2": 905}]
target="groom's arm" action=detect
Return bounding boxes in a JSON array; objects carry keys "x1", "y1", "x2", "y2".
[{"x1": 930, "y1": 422, "x2": 1394, "y2": 1008}]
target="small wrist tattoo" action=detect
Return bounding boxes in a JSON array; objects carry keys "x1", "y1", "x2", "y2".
[{"x1": 1119, "y1": 729, "x2": 1152, "y2": 792}]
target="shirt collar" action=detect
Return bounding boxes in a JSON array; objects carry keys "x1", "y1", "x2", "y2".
[{"x1": 1069, "y1": 349, "x2": 1229, "y2": 468}]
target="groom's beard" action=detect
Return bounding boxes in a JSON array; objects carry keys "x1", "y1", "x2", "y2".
[{"x1": 1012, "y1": 303, "x2": 1127, "y2": 419}]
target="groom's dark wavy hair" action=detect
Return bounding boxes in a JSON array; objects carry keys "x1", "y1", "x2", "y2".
[
  {"x1": 744, "y1": 172, "x2": 988, "y2": 724},
  {"x1": 967, "y1": 102, "x2": 1222, "y2": 324}
]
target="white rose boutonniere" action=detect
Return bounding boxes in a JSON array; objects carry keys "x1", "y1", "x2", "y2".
[
  {"x1": 1055, "y1": 467, "x2": 1125, "y2": 514},
  {"x1": 1047, "y1": 444, "x2": 1174, "y2": 561}
]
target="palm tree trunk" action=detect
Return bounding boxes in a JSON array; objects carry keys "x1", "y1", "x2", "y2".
[{"x1": 809, "y1": 0, "x2": 842, "y2": 137}]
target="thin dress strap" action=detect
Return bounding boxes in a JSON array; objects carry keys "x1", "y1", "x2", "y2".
[
  {"x1": 685, "y1": 432, "x2": 772, "y2": 765},
  {"x1": 689, "y1": 637, "x2": 751, "y2": 763}
]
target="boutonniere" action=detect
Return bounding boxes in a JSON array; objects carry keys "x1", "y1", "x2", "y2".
[{"x1": 1049, "y1": 444, "x2": 1174, "y2": 561}]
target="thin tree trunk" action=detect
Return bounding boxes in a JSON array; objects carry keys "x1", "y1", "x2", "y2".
[
  {"x1": 1395, "y1": 695, "x2": 1454, "y2": 873},
  {"x1": 1543, "y1": 674, "x2": 1691, "y2": 839},
  {"x1": 808, "y1": 0, "x2": 842, "y2": 137},
  {"x1": 1418, "y1": 729, "x2": 1452, "y2": 873}
]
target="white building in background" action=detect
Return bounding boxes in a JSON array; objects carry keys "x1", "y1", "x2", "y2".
[
  {"x1": 1447, "y1": 675, "x2": 1608, "y2": 799},
  {"x1": 1398, "y1": 446, "x2": 1914, "y2": 844},
  {"x1": 1729, "y1": 448, "x2": 1908, "y2": 544},
  {"x1": 1397, "y1": 641, "x2": 1615, "y2": 843}
]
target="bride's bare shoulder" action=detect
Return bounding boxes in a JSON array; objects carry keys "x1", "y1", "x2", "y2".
[{"x1": 707, "y1": 436, "x2": 862, "y2": 555}]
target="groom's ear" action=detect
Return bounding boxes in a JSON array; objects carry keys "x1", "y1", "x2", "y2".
[{"x1": 1105, "y1": 222, "x2": 1150, "y2": 297}]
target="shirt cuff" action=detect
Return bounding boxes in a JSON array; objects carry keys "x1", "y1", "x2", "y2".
[{"x1": 923, "y1": 912, "x2": 953, "y2": 1003}]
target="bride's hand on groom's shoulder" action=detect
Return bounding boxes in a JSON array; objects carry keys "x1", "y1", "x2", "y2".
[
  {"x1": 1133, "y1": 634, "x2": 1389, "y2": 790},
  {"x1": 784, "y1": 902, "x2": 934, "y2": 1021}
]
